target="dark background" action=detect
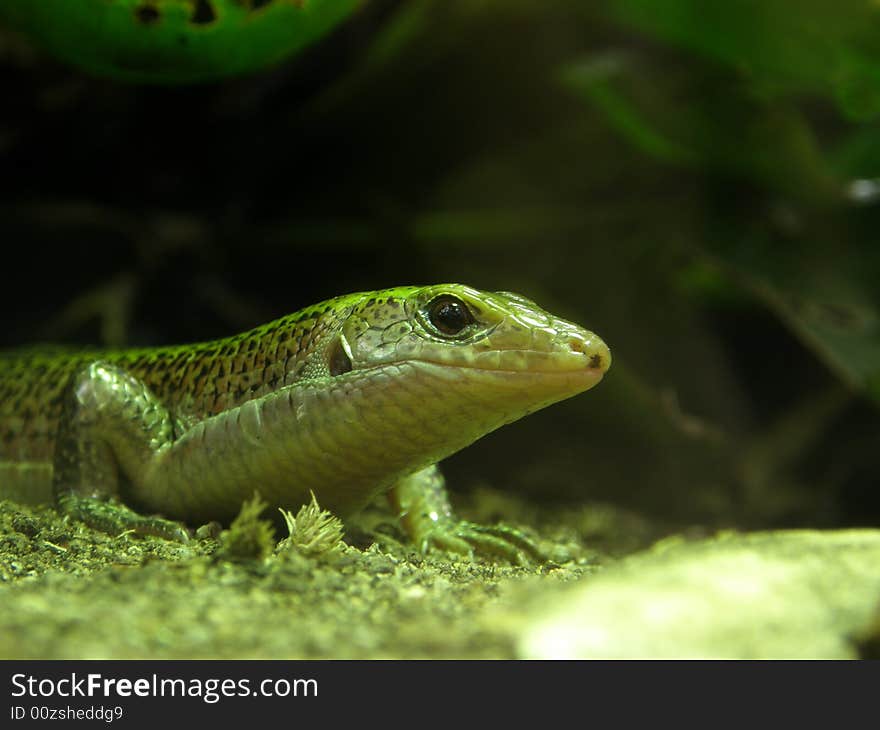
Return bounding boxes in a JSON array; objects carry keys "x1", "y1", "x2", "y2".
[{"x1": 2, "y1": 0, "x2": 880, "y2": 530}]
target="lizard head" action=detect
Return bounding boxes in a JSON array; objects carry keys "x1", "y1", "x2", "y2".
[
  {"x1": 264, "y1": 284, "x2": 612, "y2": 510},
  {"x1": 333, "y1": 284, "x2": 610, "y2": 381}
]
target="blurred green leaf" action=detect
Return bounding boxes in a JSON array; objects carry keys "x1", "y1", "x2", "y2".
[
  {"x1": 608, "y1": 0, "x2": 880, "y2": 121},
  {"x1": 705, "y1": 240, "x2": 880, "y2": 401},
  {"x1": 561, "y1": 52, "x2": 842, "y2": 203},
  {"x1": 559, "y1": 54, "x2": 692, "y2": 164}
]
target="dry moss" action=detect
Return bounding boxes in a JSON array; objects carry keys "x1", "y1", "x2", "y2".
[{"x1": 276, "y1": 492, "x2": 346, "y2": 560}]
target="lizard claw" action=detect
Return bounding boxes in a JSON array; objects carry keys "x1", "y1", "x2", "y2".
[{"x1": 417, "y1": 519, "x2": 547, "y2": 566}]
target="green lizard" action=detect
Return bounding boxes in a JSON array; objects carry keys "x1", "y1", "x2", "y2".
[{"x1": 0, "y1": 284, "x2": 610, "y2": 561}]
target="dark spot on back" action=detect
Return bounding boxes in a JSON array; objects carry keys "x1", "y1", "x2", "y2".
[
  {"x1": 589, "y1": 353, "x2": 603, "y2": 369},
  {"x1": 236, "y1": 0, "x2": 275, "y2": 9},
  {"x1": 191, "y1": 0, "x2": 217, "y2": 24},
  {"x1": 135, "y1": 4, "x2": 161, "y2": 24}
]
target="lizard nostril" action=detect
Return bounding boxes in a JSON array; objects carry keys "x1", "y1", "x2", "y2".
[{"x1": 569, "y1": 333, "x2": 611, "y2": 372}]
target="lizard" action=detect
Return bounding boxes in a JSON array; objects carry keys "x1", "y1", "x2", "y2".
[{"x1": 0, "y1": 284, "x2": 610, "y2": 561}]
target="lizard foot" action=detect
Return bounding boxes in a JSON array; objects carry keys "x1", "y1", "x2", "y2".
[
  {"x1": 59, "y1": 494, "x2": 190, "y2": 542},
  {"x1": 389, "y1": 465, "x2": 549, "y2": 565},
  {"x1": 417, "y1": 519, "x2": 547, "y2": 566}
]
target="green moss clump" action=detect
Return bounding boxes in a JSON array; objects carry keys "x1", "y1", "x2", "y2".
[{"x1": 216, "y1": 493, "x2": 276, "y2": 562}]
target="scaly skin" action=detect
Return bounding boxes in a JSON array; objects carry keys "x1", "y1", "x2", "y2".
[
  {"x1": 0, "y1": 284, "x2": 610, "y2": 560},
  {"x1": 0, "y1": 0, "x2": 360, "y2": 83}
]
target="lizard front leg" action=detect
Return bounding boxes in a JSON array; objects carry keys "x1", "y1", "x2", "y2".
[
  {"x1": 53, "y1": 361, "x2": 189, "y2": 541},
  {"x1": 388, "y1": 464, "x2": 546, "y2": 565}
]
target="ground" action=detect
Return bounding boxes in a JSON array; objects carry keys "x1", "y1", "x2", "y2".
[
  {"x1": 4, "y1": 489, "x2": 877, "y2": 659},
  {"x1": 0, "y1": 488, "x2": 662, "y2": 659}
]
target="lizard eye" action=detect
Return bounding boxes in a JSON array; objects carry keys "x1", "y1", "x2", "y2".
[{"x1": 427, "y1": 296, "x2": 474, "y2": 336}]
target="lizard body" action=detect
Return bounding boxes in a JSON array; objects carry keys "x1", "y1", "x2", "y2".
[{"x1": 0, "y1": 284, "x2": 610, "y2": 558}]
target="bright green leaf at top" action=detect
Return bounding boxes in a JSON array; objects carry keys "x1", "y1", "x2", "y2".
[{"x1": 0, "y1": 0, "x2": 361, "y2": 83}]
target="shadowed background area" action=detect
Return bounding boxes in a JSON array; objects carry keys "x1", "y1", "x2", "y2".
[{"x1": 2, "y1": 0, "x2": 880, "y2": 533}]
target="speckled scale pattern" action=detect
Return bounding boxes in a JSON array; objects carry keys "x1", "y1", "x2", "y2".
[{"x1": 0, "y1": 293, "x2": 356, "y2": 465}]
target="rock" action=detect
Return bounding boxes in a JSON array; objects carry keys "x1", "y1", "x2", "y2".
[{"x1": 518, "y1": 529, "x2": 880, "y2": 659}]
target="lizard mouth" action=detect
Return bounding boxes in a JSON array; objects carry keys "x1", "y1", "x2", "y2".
[
  {"x1": 333, "y1": 332, "x2": 611, "y2": 379},
  {"x1": 413, "y1": 337, "x2": 612, "y2": 377},
  {"x1": 385, "y1": 360, "x2": 608, "y2": 405}
]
